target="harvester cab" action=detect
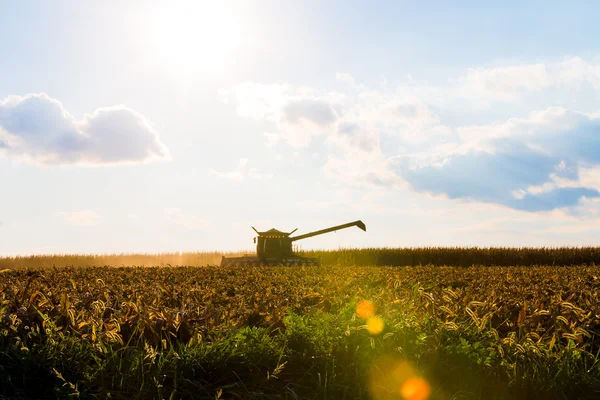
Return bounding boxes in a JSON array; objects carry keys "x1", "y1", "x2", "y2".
[{"x1": 221, "y1": 220, "x2": 366, "y2": 267}]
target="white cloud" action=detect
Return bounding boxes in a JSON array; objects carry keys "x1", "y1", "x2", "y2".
[
  {"x1": 555, "y1": 56, "x2": 600, "y2": 90},
  {"x1": 330, "y1": 121, "x2": 380, "y2": 153},
  {"x1": 280, "y1": 98, "x2": 338, "y2": 147},
  {"x1": 221, "y1": 56, "x2": 600, "y2": 213},
  {"x1": 166, "y1": 208, "x2": 208, "y2": 230},
  {"x1": 0, "y1": 93, "x2": 170, "y2": 165},
  {"x1": 520, "y1": 165, "x2": 600, "y2": 198},
  {"x1": 336, "y1": 72, "x2": 365, "y2": 89},
  {"x1": 456, "y1": 63, "x2": 551, "y2": 101},
  {"x1": 451, "y1": 57, "x2": 600, "y2": 103},
  {"x1": 396, "y1": 106, "x2": 600, "y2": 211},
  {"x1": 221, "y1": 81, "x2": 446, "y2": 188},
  {"x1": 211, "y1": 158, "x2": 273, "y2": 181},
  {"x1": 56, "y1": 210, "x2": 101, "y2": 227},
  {"x1": 221, "y1": 81, "x2": 442, "y2": 150},
  {"x1": 219, "y1": 83, "x2": 338, "y2": 148},
  {"x1": 457, "y1": 106, "x2": 593, "y2": 145}
]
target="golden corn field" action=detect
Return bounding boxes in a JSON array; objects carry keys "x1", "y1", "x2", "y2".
[
  {"x1": 1, "y1": 249, "x2": 600, "y2": 399},
  {"x1": 4, "y1": 246, "x2": 600, "y2": 269}
]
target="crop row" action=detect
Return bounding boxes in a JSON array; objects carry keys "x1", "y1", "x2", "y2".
[
  {"x1": 2, "y1": 264, "x2": 600, "y2": 398},
  {"x1": 3, "y1": 247, "x2": 600, "y2": 270},
  {"x1": 2, "y1": 264, "x2": 600, "y2": 350}
]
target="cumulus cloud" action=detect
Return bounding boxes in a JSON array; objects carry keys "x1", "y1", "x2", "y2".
[
  {"x1": 222, "y1": 56, "x2": 600, "y2": 213},
  {"x1": 221, "y1": 80, "x2": 453, "y2": 192},
  {"x1": 283, "y1": 99, "x2": 337, "y2": 126},
  {"x1": 396, "y1": 108, "x2": 600, "y2": 211},
  {"x1": 220, "y1": 81, "x2": 444, "y2": 152},
  {"x1": 56, "y1": 210, "x2": 101, "y2": 227},
  {"x1": 219, "y1": 83, "x2": 338, "y2": 147},
  {"x1": 211, "y1": 158, "x2": 273, "y2": 181},
  {"x1": 332, "y1": 121, "x2": 380, "y2": 152},
  {"x1": 451, "y1": 57, "x2": 600, "y2": 103},
  {"x1": 336, "y1": 72, "x2": 365, "y2": 89},
  {"x1": 554, "y1": 56, "x2": 600, "y2": 90},
  {"x1": 280, "y1": 98, "x2": 338, "y2": 147},
  {"x1": 0, "y1": 93, "x2": 169, "y2": 165},
  {"x1": 166, "y1": 208, "x2": 208, "y2": 230},
  {"x1": 456, "y1": 63, "x2": 551, "y2": 101}
]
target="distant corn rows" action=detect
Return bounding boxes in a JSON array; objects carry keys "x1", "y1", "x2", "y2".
[
  {"x1": 303, "y1": 247, "x2": 600, "y2": 267},
  {"x1": 0, "y1": 251, "x2": 244, "y2": 269},
  {"x1": 2, "y1": 247, "x2": 600, "y2": 269}
]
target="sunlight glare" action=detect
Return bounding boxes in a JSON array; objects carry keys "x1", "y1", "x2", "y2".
[
  {"x1": 145, "y1": 0, "x2": 242, "y2": 76},
  {"x1": 369, "y1": 357, "x2": 431, "y2": 400}
]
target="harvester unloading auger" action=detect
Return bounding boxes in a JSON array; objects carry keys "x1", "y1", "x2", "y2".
[{"x1": 220, "y1": 220, "x2": 366, "y2": 267}]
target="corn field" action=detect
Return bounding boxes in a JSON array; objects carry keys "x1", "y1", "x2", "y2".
[
  {"x1": 3, "y1": 246, "x2": 600, "y2": 269},
  {"x1": 1, "y1": 250, "x2": 600, "y2": 399}
]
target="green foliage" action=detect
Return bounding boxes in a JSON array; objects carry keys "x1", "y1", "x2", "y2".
[
  {"x1": 283, "y1": 311, "x2": 348, "y2": 356},
  {"x1": 2, "y1": 262, "x2": 600, "y2": 398}
]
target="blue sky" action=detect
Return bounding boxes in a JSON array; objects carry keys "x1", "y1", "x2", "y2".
[{"x1": 2, "y1": 0, "x2": 600, "y2": 255}]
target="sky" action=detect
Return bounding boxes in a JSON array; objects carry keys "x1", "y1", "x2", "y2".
[{"x1": 2, "y1": 0, "x2": 600, "y2": 255}]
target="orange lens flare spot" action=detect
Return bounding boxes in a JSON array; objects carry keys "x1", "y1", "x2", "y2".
[
  {"x1": 400, "y1": 377, "x2": 431, "y2": 400},
  {"x1": 366, "y1": 316, "x2": 384, "y2": 335},
  {"x1": 356, "y1": 300, "x2": 375, "y2": 319}
]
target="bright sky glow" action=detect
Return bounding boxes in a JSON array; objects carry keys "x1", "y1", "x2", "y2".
[
  {"x1": 144, "y1": 1, "x2": 243, "y2": 77},
  {"x1": 2, "y1": 1, "x2": 600, "y2": 255}
]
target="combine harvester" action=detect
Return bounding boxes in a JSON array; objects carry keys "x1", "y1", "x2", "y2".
[{"x1": 220, "y1": 220, "x2": 366, "y2": 267}]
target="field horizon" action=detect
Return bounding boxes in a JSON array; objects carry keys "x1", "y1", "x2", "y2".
[{"x1": 3, "y1": 246, "x2": 600, "y2": 270}]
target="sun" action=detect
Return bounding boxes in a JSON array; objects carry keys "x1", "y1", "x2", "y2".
[{"x1": 145, "y1": 1, "x2": 242, "y2": 77}]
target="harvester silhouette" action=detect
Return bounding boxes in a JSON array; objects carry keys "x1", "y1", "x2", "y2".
[{"x1": 220, "y1": 220, "x2": 366, "y2": 266}]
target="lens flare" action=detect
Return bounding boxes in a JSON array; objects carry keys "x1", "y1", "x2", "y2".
[
  {"x1": 400, "y1": 377, "x2": 431, "y2": 400},
  {"x1": 369, "y1": 356, "x2": 431, "y2": 400},
  {"x1": 356, "y1": 300, "x2": 375, "y2": 318},
  {"x1": 366, "y1": 316, "x2": 384, "y2": 334}
]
